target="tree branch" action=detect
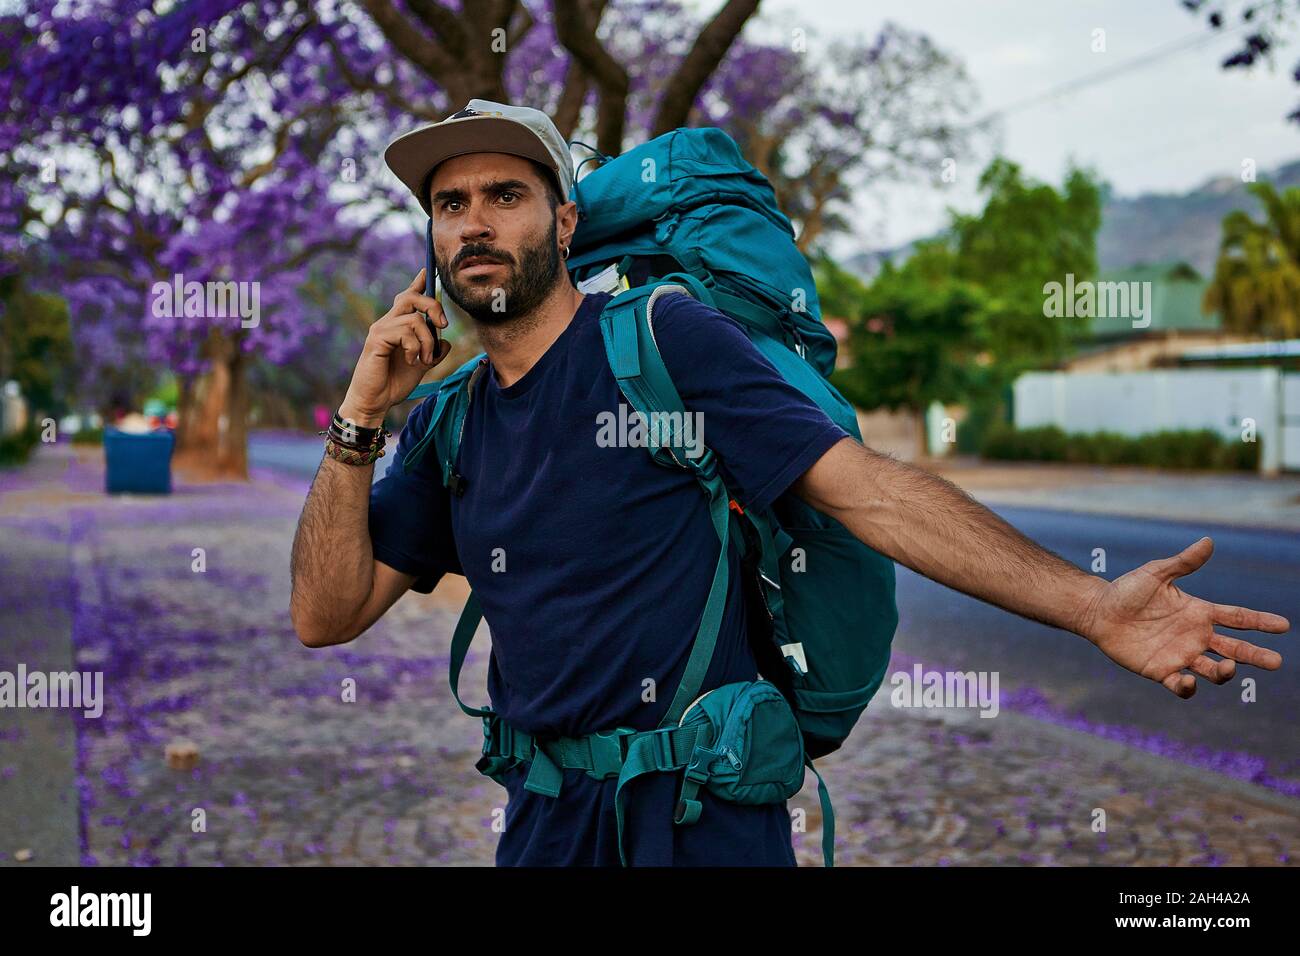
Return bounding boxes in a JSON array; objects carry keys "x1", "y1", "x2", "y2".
[
  {"x1": 553, "y1": 0, "x2": 628, "y2": 155},
  {"x1": 360, "y1": 0, "x2": 448, "y2": 85},
  {"x1": 553, "y1": 59, "x2": 589, "y2": 140},
  {"x1": 506, "y1": 2, "x2": 535, "y2": 49},
  {"x1": 651, "y1": 0, "x2": 760, "y2": 137},
  {"x1": 321, "y1": 31, "x2": 440, "y2": 121}
]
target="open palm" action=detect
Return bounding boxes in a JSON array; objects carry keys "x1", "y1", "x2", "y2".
[{"x1": 1081, "y1": 537, "x2": 1289, "y2": 698}]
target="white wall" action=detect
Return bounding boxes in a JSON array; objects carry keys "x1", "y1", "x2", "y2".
[{"x1": 1013, "y1": 369, "x2": 1283, "y2": 473}]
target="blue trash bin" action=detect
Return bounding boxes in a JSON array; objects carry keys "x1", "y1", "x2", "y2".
[{"x1": 104, "y1": 428, "x2": 175, "y2": 494}]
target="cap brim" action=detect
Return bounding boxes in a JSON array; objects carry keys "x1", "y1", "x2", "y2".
[{"x1": 384, "y1": 116, "x2": 562, "y2": 216}]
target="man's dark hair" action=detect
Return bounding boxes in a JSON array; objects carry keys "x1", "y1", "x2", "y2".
[{"x1": 528, "y1": 159, "x2": 563, "y2": 212}]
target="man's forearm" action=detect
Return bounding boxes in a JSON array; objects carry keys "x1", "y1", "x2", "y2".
[
  {"x1": 796, "y1": 437, "x2": 1107, "y2": 638},
  {"x1": 289, "y1": 453, "x2": 377, "y2": 644}
]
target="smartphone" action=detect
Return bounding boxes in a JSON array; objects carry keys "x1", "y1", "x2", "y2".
[{"x1": 424, "y1": 217, "x2": 470, "y2": 338}]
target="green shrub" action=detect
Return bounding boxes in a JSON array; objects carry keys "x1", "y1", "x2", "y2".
[
  {"x1": 71, "y1": 427, "x2": 104, "y2": 445},
  {"x1": 1216, "y1": 437, "x2": 1261, "y2": 471},
  {"x1": 1138, "y1": 429, "x2": 1219, "y2": 469},
  {"x1": 1062, "y1": 430, "x2": 1138, "y2": 465},
  {"x1": 955, "y1": 395, "x2": 1007, "y2": 456},
  {"x1": 980, "y1": 424, "x2": 1067, "y2": 461},
  {"x1": 0, "y1": 425, "x2": 41, "y2": 467},
  {"x1": 981, "y1": 425, "x2": 1259, "y2": 471}
]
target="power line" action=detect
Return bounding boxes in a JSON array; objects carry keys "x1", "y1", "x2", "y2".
[{"x1": 968, "y1": 13, "x2": 1261, "y2": 128}]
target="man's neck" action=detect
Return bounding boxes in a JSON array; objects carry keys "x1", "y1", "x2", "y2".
[{"x1": 475, "y1": 282, "x2": 586, "y2": 389}]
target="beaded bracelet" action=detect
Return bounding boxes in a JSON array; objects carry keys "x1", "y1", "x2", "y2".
[{"x1": 323, "y1": 436, "x2": 387, "y2": 466}]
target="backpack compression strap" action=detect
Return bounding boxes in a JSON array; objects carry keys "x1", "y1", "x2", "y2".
[
  {"x1": 806, "y1": 756, "x2": 836, "y2": 867},
  {"x1": 598, "y1": 280, "x2": 732, "y2": 730}
]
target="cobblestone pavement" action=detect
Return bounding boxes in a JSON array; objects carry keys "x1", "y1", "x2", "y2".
[{"x1": 1, "y1": 442, "x2": 1297, "y2": 866}]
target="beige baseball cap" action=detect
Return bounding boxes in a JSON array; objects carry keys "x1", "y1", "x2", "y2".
[{"x1": 384, "y1": 99, "x2": 575, "y2": 216}]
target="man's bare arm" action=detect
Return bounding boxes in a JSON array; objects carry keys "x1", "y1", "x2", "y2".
[
  {"x1": 792, "y1": 437, "x2": 1104, "y2": 633},
  {"x1": 290, "y1": 455, "x2": 416, "y2": 647},
  {"x1": 289, "y1": 267, "x2": 450, "y2": 648},
  {"x1": 792, "y1": 437, "x2": 1287, "y2": 697}
]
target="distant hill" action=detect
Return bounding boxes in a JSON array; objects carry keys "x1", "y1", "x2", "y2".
[
  {"x1": 842, "y1": 159, "x2": 1300, "y2": 281},
  {"x1": 1098, "y1": 159, "x2": 1300, "y2": 274},
  {"x1": 840, "y1": 244, "x2": 914, "y2": 282}
]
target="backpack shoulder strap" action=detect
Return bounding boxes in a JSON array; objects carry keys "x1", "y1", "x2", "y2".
[
  {"x1": 596, "y1": 274, "x2": 713, "y2": 450},
  {"x1": 597, "y1": 280, "x2": 731, "y2": 729},
  {"x1": 398, "y1": 353, "x2": 487, "y2": 490},
  {"x1": 397, "y1": 357, "x2": 493, "y2": 722}
]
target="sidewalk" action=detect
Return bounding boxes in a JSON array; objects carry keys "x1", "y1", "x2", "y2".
[
  {"x1": 928, "y1": 457, "x2": 1300, "y2": 530},
  {"x1": 1, "y1": 443, "x2": 1296, "y2": 866}
]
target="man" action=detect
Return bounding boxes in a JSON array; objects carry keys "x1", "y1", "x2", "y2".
[{"x1": 289, "y1": 100, "x2": 1289, "y2": 867}]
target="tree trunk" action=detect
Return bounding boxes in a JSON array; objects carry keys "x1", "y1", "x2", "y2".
[
  {"x1": 173, "y1": 328, "x2": 249, "y2": 480},
  {"x1": 174, "y1": 373, "x2": 197, "y2": 454},
  {"x1": 224, "y1": 346, "x2": 249, "y2": 477}
]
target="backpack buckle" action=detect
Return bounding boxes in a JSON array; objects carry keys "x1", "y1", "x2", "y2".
[
  {"x1": 683, "y1": 749, "x2": 713, "y2": 786},
  {"x1": 481, "y1": 712, "x2": 525, "y2": 760},
  {"x1": 649, "y1": 728, "x2": 680, "y2": 771},
  {"x1": 586, "y1": 727, "x2": 636, "y2": 780},
  {"x1": 480, "y1": 712, "x2": 498, "y2": 751},
  {"x1": 686, "y1": 447, "x2": 719, "y2": 483}
]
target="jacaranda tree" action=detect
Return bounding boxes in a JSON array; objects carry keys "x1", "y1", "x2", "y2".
[{"x1": 1, "y1": 0, "x2": 975, "y2": 477}]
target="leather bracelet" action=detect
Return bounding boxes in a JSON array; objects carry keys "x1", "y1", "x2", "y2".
[
  {"x1": 323, "y1": 436, "x2": 387, "y2": 466},
  {"x1": 325, "y1": 411, "x2": 386, "y2": 449}
]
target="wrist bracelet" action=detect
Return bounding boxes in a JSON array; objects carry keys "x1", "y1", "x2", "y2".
[
  {"x1": 324, "y1": 411, "x2": 386, "y2": 448},
  {"x1": 323, "y1": 436, "x2": 387, "y2": 466},
  {"x1": 319, "y1": 414, "x2": 390, "y2": 450}
]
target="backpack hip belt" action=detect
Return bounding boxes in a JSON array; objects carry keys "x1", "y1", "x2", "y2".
[
  {"x1": 477, "y1": 710, "x2": 706, "y2": 790},
  {"x1": 476, "y1": 709, "x2": 713, "y2": 865}
]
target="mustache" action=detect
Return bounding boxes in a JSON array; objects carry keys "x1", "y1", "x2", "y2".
[{"x1": 453, "y1": 244, "x2": 515, "y2": 268}]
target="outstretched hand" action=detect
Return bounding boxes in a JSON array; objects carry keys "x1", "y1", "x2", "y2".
[{"x1": 1078, "y1": 537, "x2": 1289, "y2": 698}]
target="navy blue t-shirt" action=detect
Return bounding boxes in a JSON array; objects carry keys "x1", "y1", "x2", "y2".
[{"x1": 368, "y1": 290, "x2": 849, "y2": 866}]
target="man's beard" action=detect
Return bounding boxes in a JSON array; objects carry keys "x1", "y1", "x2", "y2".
[{"x1": 436, "y1": 220, "x2": 562, "y2": 326}]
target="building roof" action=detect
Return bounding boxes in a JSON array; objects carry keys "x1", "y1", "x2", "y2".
[{"x1": 1082, "y1": 263, "x2": 1222, "y2": 338}]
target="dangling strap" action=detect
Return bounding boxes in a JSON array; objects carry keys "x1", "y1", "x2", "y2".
[
  {"x1": 447, "y1": 591, "x2": 491, "y2": 718},
  {"x1": 612, "y1": 725, "x2": 699, "y2": 866},
  {"x1": 806, "y1": 756, "x2": 835, "y2": 867},
  {"x1": 672, "y1": 748, "x2": 716, "y2": 827},
  {"x1": 451, "y1": 589, "x2": 560, "y2": 802}
]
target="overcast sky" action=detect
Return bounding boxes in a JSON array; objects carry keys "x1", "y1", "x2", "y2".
[{"x1": 769, "y1": 0, "x2": 1300, "y2": 253}]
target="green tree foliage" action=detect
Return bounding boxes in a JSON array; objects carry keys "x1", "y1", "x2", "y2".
[
  {"x1": 811, "y1": 252, "x2": 872, "y2": 321},
  {"x1": 819, "y1": 158, "x2": 1102, "y2": 452},
  {"x1": 828, "y1": 251, "x2": 989, "y2": 417},
  {"x1": 0, "y1": 274, "x2": 74, "y2": 418},
  {"x1": 947, "y1": 158, "x2": 1102, "y2": 372},
  {"x1": 1204, "y1": 180, "x2": 1300, "y2": 339}
]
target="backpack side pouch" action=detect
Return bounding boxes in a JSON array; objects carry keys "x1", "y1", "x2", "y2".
[{"x1": 673, "y1": 679, "x2": 806, "y2": 824}]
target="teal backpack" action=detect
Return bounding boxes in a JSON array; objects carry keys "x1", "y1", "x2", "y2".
[{"x1": 399, "y1": 127, "x2": 898, "y2": 867}]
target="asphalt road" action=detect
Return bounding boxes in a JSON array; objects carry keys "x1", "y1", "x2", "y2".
[
  {"x1": 249, "y1": 430, "x2": 393, "y2": 484},
  {"x1": 893, "y1": 506, "x2": 1299, "y2": 791},
  {"x1": 250, "y1": 432, "x2": 1298, "y2": 790}
]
